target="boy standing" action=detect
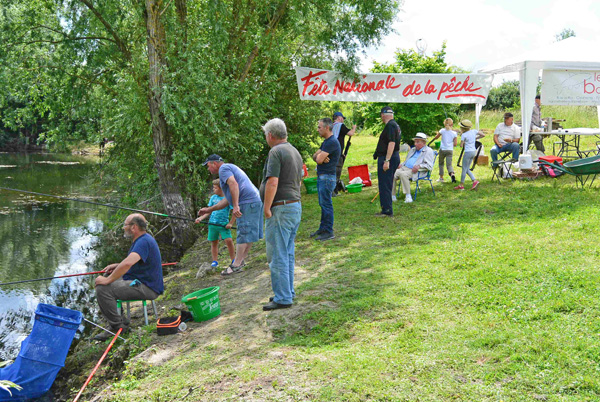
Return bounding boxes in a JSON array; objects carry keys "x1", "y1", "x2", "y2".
[{"x1": 196, "y1": 179, "x2": 236, "y2": 271}]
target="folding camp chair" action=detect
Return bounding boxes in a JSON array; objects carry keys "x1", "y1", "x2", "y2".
[
  {"x1": 413, "y1": 151, "x2": 438, "y2": 200},
  {"x1": 490, "y1": 148, "x2": 516, "y2": 183},
  {"x1": 395, "y1": 152, "x2": 438, "y2": 200}
]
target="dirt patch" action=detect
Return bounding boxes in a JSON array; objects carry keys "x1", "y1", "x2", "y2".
[{"x1": 91, "y1": 238, "x2": 332, "y2": 401}]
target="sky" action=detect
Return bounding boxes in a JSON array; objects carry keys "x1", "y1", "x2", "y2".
[{"x1": 362, "y1": 0, "x2": 600, "y2": 83}]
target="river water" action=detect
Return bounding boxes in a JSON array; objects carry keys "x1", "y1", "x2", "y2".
[{"x1": 0, "y1": 153, "x2": 109, "y2": 360}]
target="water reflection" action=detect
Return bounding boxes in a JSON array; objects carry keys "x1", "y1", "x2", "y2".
[{"x1": 0, "y1": 153, "x2": 107, "y2": 360}]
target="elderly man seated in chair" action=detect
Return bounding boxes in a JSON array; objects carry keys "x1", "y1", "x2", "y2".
[
  {"x1": 491, "y1": 112, "x2": 521, "y2": 162},
  {"x1": 393, "y1": 133, "x2": 435, "y2": 204}
]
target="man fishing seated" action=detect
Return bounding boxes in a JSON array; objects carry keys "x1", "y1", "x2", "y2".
[{"x1": 93, "y1": 213, "x2": 163, "y2": 341}]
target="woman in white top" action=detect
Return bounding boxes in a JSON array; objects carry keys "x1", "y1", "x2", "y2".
[
  {"x1": 455, "y1": 119, "x2": 485, "y2": 190},
  {"x1": 432, "y1": 118, "x2": 457, "y2": 183}
]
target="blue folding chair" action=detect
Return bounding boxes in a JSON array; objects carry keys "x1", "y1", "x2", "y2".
[{"x1": 413, "y1": 151, "x2": 438, "y2": 200}]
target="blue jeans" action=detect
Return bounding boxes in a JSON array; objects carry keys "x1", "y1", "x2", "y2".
[
  {"x1": 265, "y1": 202, "x2": 302, "y2": 305},
  {"x1": 317, "y1": 174, "x2": 336, "y2": 233},
  {"x1": 377, "y1": 152, "x2": 400, "y2": 215},
  {"x1": 490, "y1": 142, "x2": 520, "y2": 161}
]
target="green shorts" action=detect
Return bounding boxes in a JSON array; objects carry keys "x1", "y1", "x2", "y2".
[{"x1": 208, "y1": 224, "x2": 232, "y2": 241}]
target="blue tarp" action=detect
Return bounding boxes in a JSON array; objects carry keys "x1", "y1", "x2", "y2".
[{"x1": 0, "y1": 303, "x2": 82, "y2": 401}]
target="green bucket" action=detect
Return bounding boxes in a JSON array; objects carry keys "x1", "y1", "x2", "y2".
[
  {"x1": 181, "y1": 286, "x2": 221, "y2": 322},
  {"x1": 346, "y1": 183, "x2": 363, "y2": 193},
  {"x1": 434, "y1": 141, "x2": 441, "y2": 150},
  {"x1": 303, "y1": 177, "x2": 318, "y2": 194}
]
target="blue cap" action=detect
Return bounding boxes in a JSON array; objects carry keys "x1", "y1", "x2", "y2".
[
  {"x1": 333, "y1": 112, "x2": 345, "y2": 119},
  {"x1": 202, "y1": 154, "x2": 223, "y2": 166}
]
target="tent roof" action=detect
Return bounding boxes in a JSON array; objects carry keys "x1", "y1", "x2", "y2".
[{"x1": 479, "y1": 37, "x2": 600, "y2": 74}]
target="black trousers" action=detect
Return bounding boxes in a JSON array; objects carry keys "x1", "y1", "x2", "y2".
[{"x1": 377, "y1": 152, "x2": 400, "y2": 215}]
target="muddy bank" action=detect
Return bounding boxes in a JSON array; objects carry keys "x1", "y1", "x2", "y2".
[{"x1": 55, "y1": 234, "x2": 328, "y2": 401}]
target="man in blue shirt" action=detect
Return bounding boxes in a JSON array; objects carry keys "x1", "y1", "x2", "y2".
[
  {"x1": 94, "y1": 213, "x2": 163, "y2": 340},
  {"x1": 199, "y1": 154, "x2": 264, "y2": 274},
  {"x1": 393, "y1": 133, "x2": 435, "y2": 203},
  {"x1": 311, "y1": 118, "x2": 341, "y2": 241}
]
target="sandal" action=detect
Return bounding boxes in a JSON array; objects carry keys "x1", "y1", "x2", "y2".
[
  {"x1": 221, "y1": 263, "x2": 244, "y2": 276},
  {"x1": 220, "y1": 267, "x2": 236, "y2": 276}
]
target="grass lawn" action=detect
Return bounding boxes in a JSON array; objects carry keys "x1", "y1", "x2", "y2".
[{"x1": 96, "y1": 133, "x2": 600, "y2": 402}]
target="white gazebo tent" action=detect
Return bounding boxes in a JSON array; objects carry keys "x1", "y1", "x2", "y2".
[{"x1": 479, "y1": 36, "x2": 600, "y2": 151}]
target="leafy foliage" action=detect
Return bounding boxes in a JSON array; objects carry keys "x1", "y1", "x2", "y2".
[
  {"x1": 555, "y1": 28, "x2": 576, "y2": 42},
  {"x1": 0, "y1": 0, "x2": 400, "y2": 216},
  {"x1": 483, "y1": 80, "x2": 520, "y2": 111},
  {"x1": 356, "y1": 43, "x2": 462, "y2": 145}
]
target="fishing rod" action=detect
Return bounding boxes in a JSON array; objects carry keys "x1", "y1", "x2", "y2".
[
  {"x1": 73, "y1": 327, "x2": 123, "y2": 402},
  {"x1": 0, "y1": 270, "x2": 107, "y2": 286},
  {"x1": 83, "y1": 318, "x2": 127, "y2": 342},
  {"x1": 0, "y1": 262, "x2": 177, "y2": 286},
  {"x1": 0, "y1": 186, "x2": 235, "y2": 229}
]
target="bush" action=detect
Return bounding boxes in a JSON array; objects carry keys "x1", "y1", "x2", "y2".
[{"x1": 484, "y1": 80, "x2": 520, "y2": 110}]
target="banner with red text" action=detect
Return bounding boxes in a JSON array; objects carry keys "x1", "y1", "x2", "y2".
[
  {"x1": 541, "y1": 70, "x2": 600, "y2": 105},
  {"x1": 295, "y1": 67, "x2": 493, "y2": 104}
]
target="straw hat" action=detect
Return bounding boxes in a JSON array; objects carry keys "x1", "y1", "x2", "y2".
[
  {"x1": 412, "y1": 132, "x2": 427, "y2": 141},
  {"x1": 459, "y1": 119, "x2": 473, "y2": 130}
]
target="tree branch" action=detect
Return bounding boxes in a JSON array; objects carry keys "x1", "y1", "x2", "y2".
[
  {"x1": 31, "y1": 24, "x2": 116, "y2": 43},
  {"x1": 238, "y1": 0, "x2": 288, "y2": 82},
  {"x1": 78, "y1": 0, "x2": 132, "y2": 61},
  {"x1": 22, "y1": 66, "x2": 120, "y2": 97},
  {"x1": 13, "y1": 37, "x2": 115, "y2": 47}
]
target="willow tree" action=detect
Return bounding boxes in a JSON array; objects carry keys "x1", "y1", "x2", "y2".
[{"x1": 0, "y1": 0, "x2": 399, "y2": 247}]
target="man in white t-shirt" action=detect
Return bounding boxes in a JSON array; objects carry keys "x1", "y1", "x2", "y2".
[{"x1": 490, "y1": 112, "x2": 521, "y2": 162}]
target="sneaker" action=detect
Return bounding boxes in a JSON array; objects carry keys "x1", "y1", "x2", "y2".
[
  {"x1": 310, "y1": 230, "x2": 323, "y2": 238},
  {"x1": 471, "y1": 180, "x2": 480, "y2": 190},
  {"x1": 404, "y1": 195, "x2": 413, "y2": 203},
  {"x1": 210, "y1": 261, "x2": 219, "y2": 268},
  {"x1": 451, "y1": 174, "x2": 456, "y2": 183},
  {"x1": 391, "y1": 195, "x2": 397, "y2": 202},
  {"x1": 454, "y1": 185, "x2": 465, "y2": 190},
  {"x1": 436, "y1": 178, "x2": 444, "y2": 183},
  {"x1": 316, "y1": 232, "x2": 335, "y2": 241}
]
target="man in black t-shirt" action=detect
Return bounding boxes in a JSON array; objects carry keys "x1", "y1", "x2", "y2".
[
  {"x1": 373, "y1": 106, "x2": 401, "y2": 217},
  {"x1": 332, "y1": 112, "x2": 356, "y2": 195}
]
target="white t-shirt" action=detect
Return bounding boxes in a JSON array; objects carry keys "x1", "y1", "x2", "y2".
[
  {"x1": 439, "y1": 129, "x2": 457, "y2": 151},
  {"x1": 494, "y1": 123, "x2": 521, "y2": 146},
  {"x1": 461, "y1": 130, "x2": 478, "y2": 152}
]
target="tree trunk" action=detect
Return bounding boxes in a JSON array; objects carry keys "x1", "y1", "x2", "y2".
[{"x1": 144, "y1": 0, "x2": 194, "y2": 249}]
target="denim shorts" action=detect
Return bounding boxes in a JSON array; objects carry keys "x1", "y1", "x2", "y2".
[{"x1": 236, "y1": 201, "x2": 264, "y2": 244}]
